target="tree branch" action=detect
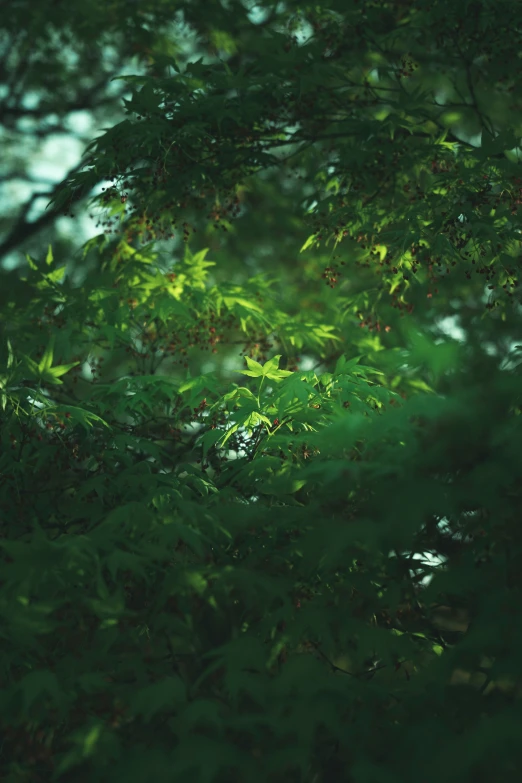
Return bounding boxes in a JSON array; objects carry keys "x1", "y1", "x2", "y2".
[{"x1": 0, "y1": 157, "x2": 88, "y2": 263}]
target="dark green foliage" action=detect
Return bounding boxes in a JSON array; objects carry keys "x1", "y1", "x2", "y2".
[{"x1": 1, "y1": 1, "x2": 522, "y2": 781}]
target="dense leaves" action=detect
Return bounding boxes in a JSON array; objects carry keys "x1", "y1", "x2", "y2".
[{"x1": 1, "y1": 1, "x2": 522, "y2": 781}]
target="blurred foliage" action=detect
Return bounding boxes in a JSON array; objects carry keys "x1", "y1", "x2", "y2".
[{"x1": 1, "y1": 1, "x2": 522, "y2": 782}]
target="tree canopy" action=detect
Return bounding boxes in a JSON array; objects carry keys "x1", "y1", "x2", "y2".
[{"x1": 1, "y1": 1, "x2": 522, "y2": 781}]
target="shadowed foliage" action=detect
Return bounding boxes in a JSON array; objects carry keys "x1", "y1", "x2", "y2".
[{"x1": 1, "y1": 1, "x2": 522, "y2": 781}]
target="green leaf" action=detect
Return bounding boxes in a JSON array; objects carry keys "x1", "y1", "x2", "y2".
[
  {"x1": 199, "y1": 427, "x2": 225, "y2": 458},
  {"x1": 300, "y1": 234, "x2": 318, "y2": 253},
  {"x1": 275, "y1": 372, "x2": 318, "y2": 416},
  {"x1": 129, "y1": 677, "x2": 186, "y2": 723},
  {"x1": 45, "y1": 265, "x2": 66, "y2": 283},
  {"x1": 218, "y1": 421, "x2": 241, "y2": 448},
  {"x1": 6, "y1": 338, "x2": 14, "y2": 369},
  {"x1": 240, "y1": 356, "x2": 264, "y2": 378},
  {"x1": 243, "y1": 410, "x2": 272, "y2": 431},
  {"x1": 223, "y1": 295, "x2": 263, "y2": 313},
  {"x1": 38, "y1": 336, "x2": 55, "y2": 373},
  {"x1": 259, "y1": 476, "x2": 306, "y2": 496},
  {"x1": 407, "y1": 378, "x2": 435, "y2": 393},
  {"x1": 18, "y1": 669, "x2": 66, "y2": 713},
  {"x1": 43, "y1": 405, "x2": 111, "y2": 431},
  {"x1": 335, "y1": 354, "x2": 362, "y2": 375},
  {"x1": 25, "y1": 252, "x2": 38, "y2": 270},
  {"x1": 43, "y1": 362, "x2": 80, "y2": 385},
  {"x1": 239, "y1": 355, "x2": 292, "y2": 381}
]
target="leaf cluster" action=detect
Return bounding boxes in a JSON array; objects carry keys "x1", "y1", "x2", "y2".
[{"x1": 2, "y1": 1, "x2": 522, "y2": 782}]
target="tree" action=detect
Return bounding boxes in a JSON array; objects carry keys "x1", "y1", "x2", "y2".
[
  {"x1": 1, "y1": 1, "x2": 522, "y2": 781},
  {"x1": 0, "y1": 0, "x2": 193, "y2": 268}
]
